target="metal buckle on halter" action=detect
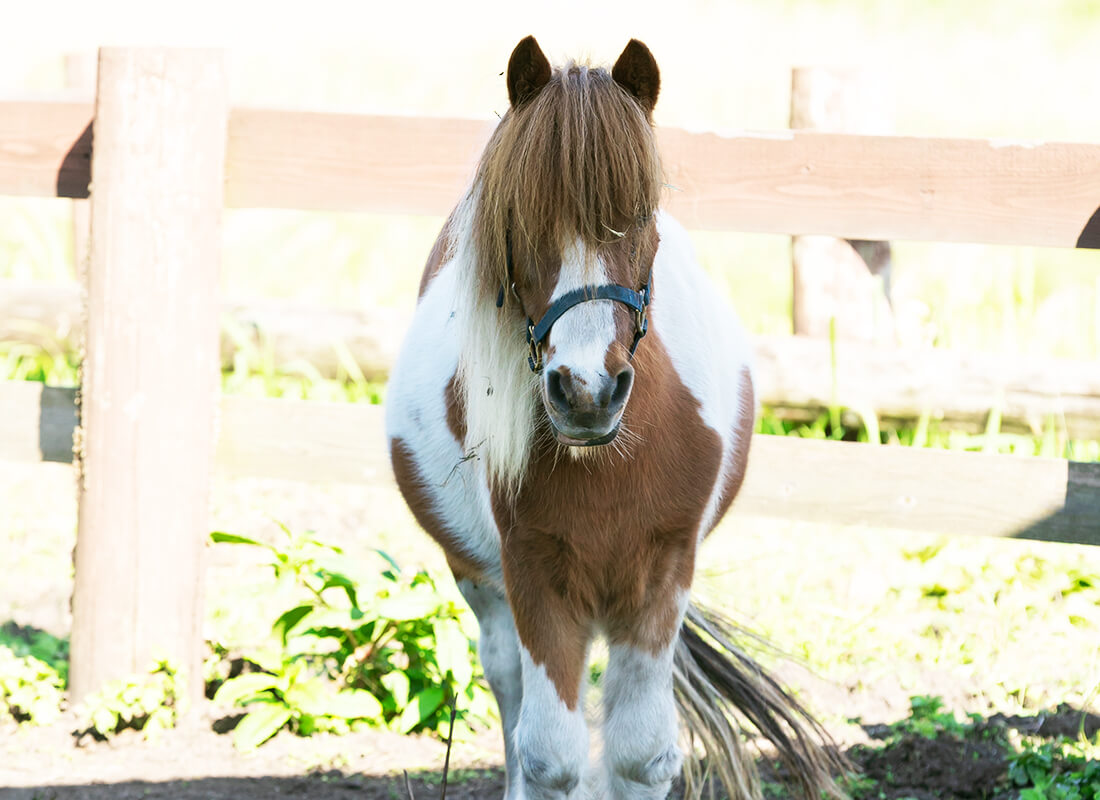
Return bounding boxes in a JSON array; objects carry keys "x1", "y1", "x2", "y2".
[
  {"x1": 630, "y1": 306, "x2": 648, "y2": 357},
  {"x1": 526, "y1": 321, "x2": 543, "y2": 373}
]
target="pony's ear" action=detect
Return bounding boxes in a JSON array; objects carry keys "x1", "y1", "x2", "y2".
[
  {"x1": 507, "y1": 36, "x2": 552, "y2": 108},
  {"x1": 612, "y1": 39, "x2": 660, "y2": 115}
]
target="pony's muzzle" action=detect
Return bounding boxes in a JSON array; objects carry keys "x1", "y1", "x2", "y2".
[{"x1": 544, "y1": 365, "x2": 634, "y2": 446}]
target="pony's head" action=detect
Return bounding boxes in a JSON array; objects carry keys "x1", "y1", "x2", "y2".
[{"x1": 472, "y1": 36, "x2": 663, "y2": 448}]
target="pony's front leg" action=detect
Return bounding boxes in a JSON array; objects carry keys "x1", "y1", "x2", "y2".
[
  {"x1": 456, "y1": 577, "x2": 526, "y2": 800},
  {"x1": 504, "y1": 571, "x2": 590, "y2": 799},
  {"x1": 602, "y1": 593, "x2": 689, "y2": 800},
  {"x1": 514, "y1": 636, "x2": 589, "y2": 800}
]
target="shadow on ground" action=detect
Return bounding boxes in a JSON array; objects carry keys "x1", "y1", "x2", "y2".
[
  {"x1": 2, "y1": 705, "x2": 1098, "y2": 800},
  {"x1": 0, "y1": 771, "x2": 505, "y2": 800}
]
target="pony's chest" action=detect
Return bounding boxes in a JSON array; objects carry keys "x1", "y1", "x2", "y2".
[{"x1": 502, "y1": 429, "x2": 723, "y2": 542}]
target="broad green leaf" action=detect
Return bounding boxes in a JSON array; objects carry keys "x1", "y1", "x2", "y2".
[
  {"x1": 209, "y1": 532, "x2": 266, "y2": 547},
  {"x1": 285, "y1": 632, "x2": 342, "y2": 657},
  {"x1": 375, "y1": 591, "x2": 441, "y2": 622},
  {"x1": 139, "y1": 685, "x2": 164, "y2": 715},
  {"x1": 381, "y1": 670, "x2": 410, "y2": 709},
  {"x1": 233, "y1": 703, "x2": 292, "y2": 751},
  {"x1": 397, "y1": 686, "x2": 445, "y2": 733},
  {"x1": 330, "y1": 688, "x2": 383, "y2": 721},
  {"x1": 243, "y1": 647, "x2": 285, "y2": 674},
  {"x1": 283, "y1": 677, "x2": 336, "y2": 716},
  {"x1": 213, "y1": 673, "x2": 281, "y2": 707},
  {"x1": 434, "y1": 618, "x2": 473, "y2": 689},
  {"x1": 374, "y1": 549, "x2": 401, "y2": 573},
  {"x1": 297, "y1": 713, "x2": 319, "y2": 735},
  {"x1": 272, "y1": 604, "x2": 314, "y2": 644},
  {"x1": 91, "y1": 706, "x2": 118, "y2": 735},
  {"x1": 320, "y1": 573, "x2": 359, "y2": 610},
  {"x1": 299, "y1": 606, "x2": 361, "y2": 630}
]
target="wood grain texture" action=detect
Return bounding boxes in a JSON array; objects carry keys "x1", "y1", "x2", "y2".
[
  {"x1": 69, "y1": 49, "x2": 227, "y2": 705},
  {"x1": 656, "y1": 127, "x2": 1100, "y2": 247},
  {"x1": 739, "y1": 436, "x2": 1099, "y2": 545},
  {"x1": 4, "y1": 101, "x2": 1100, "y2": 248},
  {"x1": 0, "y1": 101, "x2": 92, "y2": 198},
  {"x1": 5, "y1": 386, "x2": 1096, "y2": 545},
  {"x1": 224, "y1": 109, "x2": 494, "y2": 214}
]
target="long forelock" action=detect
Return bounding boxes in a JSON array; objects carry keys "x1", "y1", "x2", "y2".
[{"x1": 471, "y1": 59, "x2": 664, "y2": 303}]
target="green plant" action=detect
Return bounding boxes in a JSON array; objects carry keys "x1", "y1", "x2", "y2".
[
  {"x1": 0, "y1": 623, "x2": 68, "y2": 725},
  {"x1": 1009, "y1": 740, "x2": 1100, "y2": 800},
  {"x1": 0, "y1": 340, "x2": 79, "y2": 386},
  {"x1": 219, "y1": 320, "x2": 384, "y2": 403},
  {"x1": 0, "y1": 647, "x2": 65, "y2": 725},
  {"x1": 886, "y1": 695, "x2": 980, "y2": 741},
  {"x1": 209, "y1": 526, "x2": 493, "y2": 751},
  {"x1": 77, "y1": 659, "x2": 186, "y2": 740}
]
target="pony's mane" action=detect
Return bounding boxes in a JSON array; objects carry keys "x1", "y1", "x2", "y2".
[
  {"x1": 471, "y1": 61, "x2": 663, "y2": 298},
  {"x1": 453, "y1": 59, "x2": 664, "y2": 497}
]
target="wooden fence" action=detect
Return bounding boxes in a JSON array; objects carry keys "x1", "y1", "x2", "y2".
[{"x1": 1, "y1": 48, "x2": 1099, "y2": 701}]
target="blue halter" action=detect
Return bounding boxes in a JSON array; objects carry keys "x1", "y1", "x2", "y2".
[{"x1": 496, "y1": 231, "x2": 652, "y2": 373}]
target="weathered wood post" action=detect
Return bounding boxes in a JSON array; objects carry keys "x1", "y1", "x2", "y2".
[
  {"x1": 790, "y1": 67, "x2": 895, "y2": 342},
  {"x1": 64, "y1": 52, "x2": 96, "y2": 280},
  {"x1": 70, "y1": 48, "x2": 227, "y2": 706}
]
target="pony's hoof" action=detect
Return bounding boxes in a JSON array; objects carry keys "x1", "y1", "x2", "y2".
[
  {"x1": 616, "y1": 745, "x2": 684, "y2": 787},
  {"x1": 521, "y1": 754, "x2": 582, "y2": 797}
]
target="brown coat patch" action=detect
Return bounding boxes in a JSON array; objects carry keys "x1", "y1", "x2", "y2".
[
  {"x1": 492, "y1": 331, "x2": 722, "y2": 709},
  {"x1": 417, "y1": 216, "x2": 454, "y2": 299},
  {"x1": 444, "y1": 373, "x2": 466, "y2": 444}
]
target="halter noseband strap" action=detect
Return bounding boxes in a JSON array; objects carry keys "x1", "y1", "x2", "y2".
[
  {"x1": 525, "y1": 279, "x2": 650, "y2": 373},
  {"x1": 496, "y1": 232, "x2": 652, "y2": 374}
]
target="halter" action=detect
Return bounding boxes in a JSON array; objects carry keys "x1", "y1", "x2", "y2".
[{"x1": 496, "y1": 227, "x2": 653, "y2": 373}]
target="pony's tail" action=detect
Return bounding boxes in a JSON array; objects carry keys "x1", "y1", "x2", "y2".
[{"x1": 673, "y1": 602, "x2": 849, "y2": 800}]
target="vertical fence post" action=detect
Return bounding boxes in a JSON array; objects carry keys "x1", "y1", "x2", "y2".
[
  {"x1": 70, "y1": 48, "x2": 227, "y2": 706},
  {"x1": 64, "y1": 52, "x2": 96, "y2": 281},
  {"x1": 790, "y1": 67, "x2": 895, "y2": 342}
]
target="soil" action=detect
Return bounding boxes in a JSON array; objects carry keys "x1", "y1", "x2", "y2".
[{"x1": 3, "y1": 706, "x2": 1098, "y2": 799}]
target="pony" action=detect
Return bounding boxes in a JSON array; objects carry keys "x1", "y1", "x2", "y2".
[{"x1": 386, "y1": 36, "x2": 844, "y2": 800}]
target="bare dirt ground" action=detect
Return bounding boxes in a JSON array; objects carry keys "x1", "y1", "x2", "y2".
[
  {"x1": 3, "y1": 462, "x2": 1099, "y2": 799},
  {"x1": 4, "y1": 704, "x2": 1099, "y2": 799}
]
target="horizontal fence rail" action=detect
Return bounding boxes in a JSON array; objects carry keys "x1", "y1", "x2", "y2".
[
  {"x1": 3, "y1": 101, "x2": 1100, "y2": 248},
  {"x1": 4, "y1": 381, "x2": 1098, "y2": 546},
  {"x1": 6, "y1": 279, "x2": 1100, "y2": 438}
]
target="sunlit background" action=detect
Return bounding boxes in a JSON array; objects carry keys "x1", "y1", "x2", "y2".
[{"x1": 3, "y1": 0, "x2": 1100, "y2": 357}]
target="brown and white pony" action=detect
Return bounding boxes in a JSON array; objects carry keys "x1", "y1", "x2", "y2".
[{"x1": 387, "y1": 37, "x2": 843, "y2": 800}]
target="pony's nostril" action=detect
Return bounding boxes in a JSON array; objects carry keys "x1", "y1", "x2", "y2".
[
  {"x1": 546, "y1": 369, "x2": 572, "y2": 413},
  {"x1": 608, "y1": 367, "x2": 634, "y2": 412}
]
